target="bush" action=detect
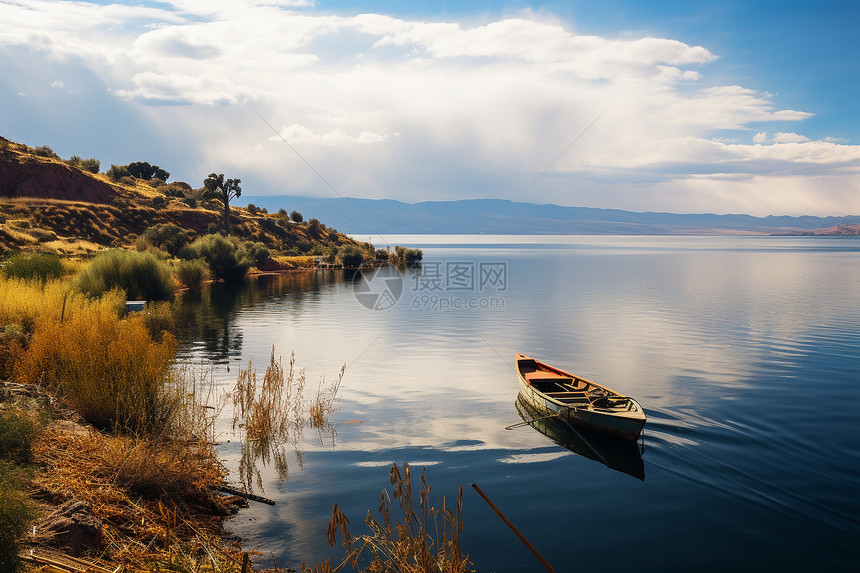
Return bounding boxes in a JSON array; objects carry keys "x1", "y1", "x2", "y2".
[
  {"x1": 127, "y1": 161, "x2": 169, "y2": 182},
  {"x1": 135, "y1": 224, "x2": 190, "y2": 257},
  {"x1": 14, "y1": 310, "x2": 177, "y2": 435},
  {"x1": 34, "y1": 145, "x2": 59, "y2": 159},
  {"x1": 246, "y1": 203, "x2": 258, "y2": 215},
  {"x1": 290, "y1": 210, "x2": 303, "y2": 223},
  {"x1": 74, "y1": 250, "x2": 174, "y2": 301},
  {"x1": 175, "y1": 258, "x2": 208, "y2": 289},
  {"x1": 337, "y1": 245, "x2": 364, "y2": 268},
  {"x1": 0, "y1": 410, "x2": 42, "y2": 465},
  {"x1": 188, "y1": 234, "x2": 249, "y2": 281},
  {"x1": 106, "y1": 164, "x2": 130, "y2": 182},
  {"x1": 66, "y1": 156, "x2": 100, "y2": 173},
  {"x1": 0, "y1": 461, "x2": 34, "y2": 573},
  {"x1": 151, "y1": 195, "x2": 166, "y2": 209},
  {"x1": 308, "y1": 218, "x2": 321, "y2": 232},
  {"x1": 239, "y1": 241, "x2": 270, "y2": 268},
  {"x1": 182, "y1": 197, "x2": 197, "y2": 208},
  {"x1": 2, "y1": 253, "x2": 64, "y2": 282},
  {"x1": 390, "y1": 246, "x2": 423, "y2": 266},
  {"x1": 79, "y1": 157, "x2": 100, "y2": 173}
]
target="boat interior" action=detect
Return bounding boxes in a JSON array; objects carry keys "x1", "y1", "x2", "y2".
[{"x1": 518, "y1": 357, "x2": 633, "y2": 409}]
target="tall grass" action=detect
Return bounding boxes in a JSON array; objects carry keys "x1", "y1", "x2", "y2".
[
  {"x1": 14, "y1": 309, "x2": 177, "y2": 435},
  {"x1": 74, "y1": 249, "x2": 174, "y2": 301},
  {"x1": 0, "y1": 275, "x2": 124, "y2": 330}
]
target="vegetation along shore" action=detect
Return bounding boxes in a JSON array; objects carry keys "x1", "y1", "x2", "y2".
[{"x1": 0, "y1": 137, "x2": 444, "y2": 573}]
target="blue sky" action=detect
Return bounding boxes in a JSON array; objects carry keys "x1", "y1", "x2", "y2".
[{"x1": 1, "y1": 0, "x2": 858, "y2": 215}]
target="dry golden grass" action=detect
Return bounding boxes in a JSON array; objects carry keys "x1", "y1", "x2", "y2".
[
  {"x1": 0, "y1": 275, "x2": 124, "y2": 328},
  {"x1": 15, "y1": 309, "x2": 177, "y2": 435},
  {"x1": 321, "y1": 463, "x2": 472, "y2": 573},
  {"x1": 271, "y1": 255, "x2": 315, "y2": 269},
  {"x1": 32, "y1": 421, "x2": 240, "y2": 571}
]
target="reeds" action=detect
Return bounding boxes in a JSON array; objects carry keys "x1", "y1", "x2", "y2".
[
  {"x1": 232, "y1": 349, "x2": 305, "y2": 491},
  {"x1": 323, "y1": 463, "x2": 473, "y2": 573},
  {"x1": 231, "y1": 350, "x2": 344, "y2": 492}
]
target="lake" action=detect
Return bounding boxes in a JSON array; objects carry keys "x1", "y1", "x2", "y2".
[{"x1": 173, "y1": 235, "x2": 860, "y2": 572}]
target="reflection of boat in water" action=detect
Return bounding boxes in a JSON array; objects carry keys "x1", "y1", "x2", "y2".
[
  {"x1": 515, "y1": 393, "x2": 645, "y2": 480},
  {"x1": 516, "y1": 353, "x2": 646, "y2": 441}
]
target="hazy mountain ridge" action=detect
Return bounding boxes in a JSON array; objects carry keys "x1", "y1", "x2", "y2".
[{"x1": 244, "y1": 196, "x2": 860, "y2": 236}]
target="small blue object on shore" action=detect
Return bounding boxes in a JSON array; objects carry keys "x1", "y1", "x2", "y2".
[{"x1": 126, "y1": 301, "x2": 146, "y2": 312}]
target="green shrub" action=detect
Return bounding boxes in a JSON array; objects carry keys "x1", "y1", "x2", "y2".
[
  {"x1": 182, "y1": 197, "x2": 197, "y2": 208},
  {"x1": 34, "y1": 145, "x2": 59, "y2": 159},
  {"x1": 79, "y1": 157, "x2": 100, "y2": 173},
  {"x1": 106, "y1": 164, "x2": 130, "y2": 182},
  {"x1": 188, "y1": 234, "x2": 249, "y2": 281},
  {"x1": 65, "y1": 156, "x2": 100, "y2": 173},
  {"x1": 290, "y1": 210, "x2": 303, "y2": 223},
  {"x1": 175, "y1": 259, "x2": 208, "y2": 289},
  {"x1": 337, "y1": 245, "x2": 364, "y2": 268},
  {"x1": 390, "y1": 246, "x2": 423, "y2": 266},
  {"x1": 135, "y1": 224, "x2": 190, "y2": 257},
  {"x1": 2, "y1": 253, "x2": 63, "y2": 282},
  {"x1": 0, "y1": 410, "x2": 42, "y2": 465},
  {"x1": 246, "y1": 203, "x2": 258, "y2": 215},
  {"x1": 151, "y1": 195, "x2": 166, "y2": 209},
  {"x1": 239, "y1": 241, "x2": 270, "y2": 268},
  {"x1": 74, "y1": 250, "x2": 174, "y2": 301},
  {"x1": 0, "y1": 461, "x2": 34, "y2": 573}
]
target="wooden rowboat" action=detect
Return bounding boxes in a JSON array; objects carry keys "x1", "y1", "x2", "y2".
[{"x1": 516, "y1": 353, "x2": 646, "y2": 441}]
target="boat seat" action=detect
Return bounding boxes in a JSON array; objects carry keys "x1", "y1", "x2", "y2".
[{"x1": 525, "y1": 371, "x2": 574, "y2": 385}]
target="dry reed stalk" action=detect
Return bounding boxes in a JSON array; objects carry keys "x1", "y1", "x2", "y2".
[
  {"x1": 324, "y1": 463, "x2": 472, "y2": 573},
  {"x1": 231, "y1": 349, "x2": 343, "y2": 493}
]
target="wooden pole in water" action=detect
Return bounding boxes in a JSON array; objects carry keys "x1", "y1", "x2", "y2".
[{"x1": 471, "y1": 483, "x2": 556, "y2": 573}]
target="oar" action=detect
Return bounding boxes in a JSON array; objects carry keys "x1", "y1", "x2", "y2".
[{"x1": 505, "y1": 413, "x2": 558, "y2": 430}]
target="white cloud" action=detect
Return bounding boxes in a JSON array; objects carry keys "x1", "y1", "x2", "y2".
[
  {"x1": 771, "y1": 132, "x2": 810, "y2": 143},
  {"x1": 50, "y1": 80, "x2": 65, "y2": 89},
  {"x1": 1, "y1": 1, "x2": 858, "y2": 215}
]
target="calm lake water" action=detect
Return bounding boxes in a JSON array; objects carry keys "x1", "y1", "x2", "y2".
[{"x1": 173, "y1": 235, "x2": 860, "y2": 572}]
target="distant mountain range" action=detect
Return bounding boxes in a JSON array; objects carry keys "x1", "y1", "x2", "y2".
[{"x1": 243, "y1": 196, "x2": 860, "y2": 236}]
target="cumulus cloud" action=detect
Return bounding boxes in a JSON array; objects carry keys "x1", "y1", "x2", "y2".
[{"x1": 1, "y1": 1, "x2": 858, "y2": 215}]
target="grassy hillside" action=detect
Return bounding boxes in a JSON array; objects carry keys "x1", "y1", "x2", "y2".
[{"x1": 0, "y1": 136, "x2": 365, "y2": 256}]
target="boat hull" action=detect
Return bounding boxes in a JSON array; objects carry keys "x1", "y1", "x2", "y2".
[
  {"x1": 516, "y1": 354, "x2": 646, "y2": 441},
  {"x1": 515, "y1": 394, "x2": 645, "y2": 480}
]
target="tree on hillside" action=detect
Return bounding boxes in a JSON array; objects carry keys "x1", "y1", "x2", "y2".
[
  {"x1": 290, "y1": 210, "x2": 303, "y2": 223},
  {"x1": 203, "y1": 173, "x2": 242, "y2": 233},
  {"x1": 127, "y1": 161, "x2": 170, "y2": 181}
]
